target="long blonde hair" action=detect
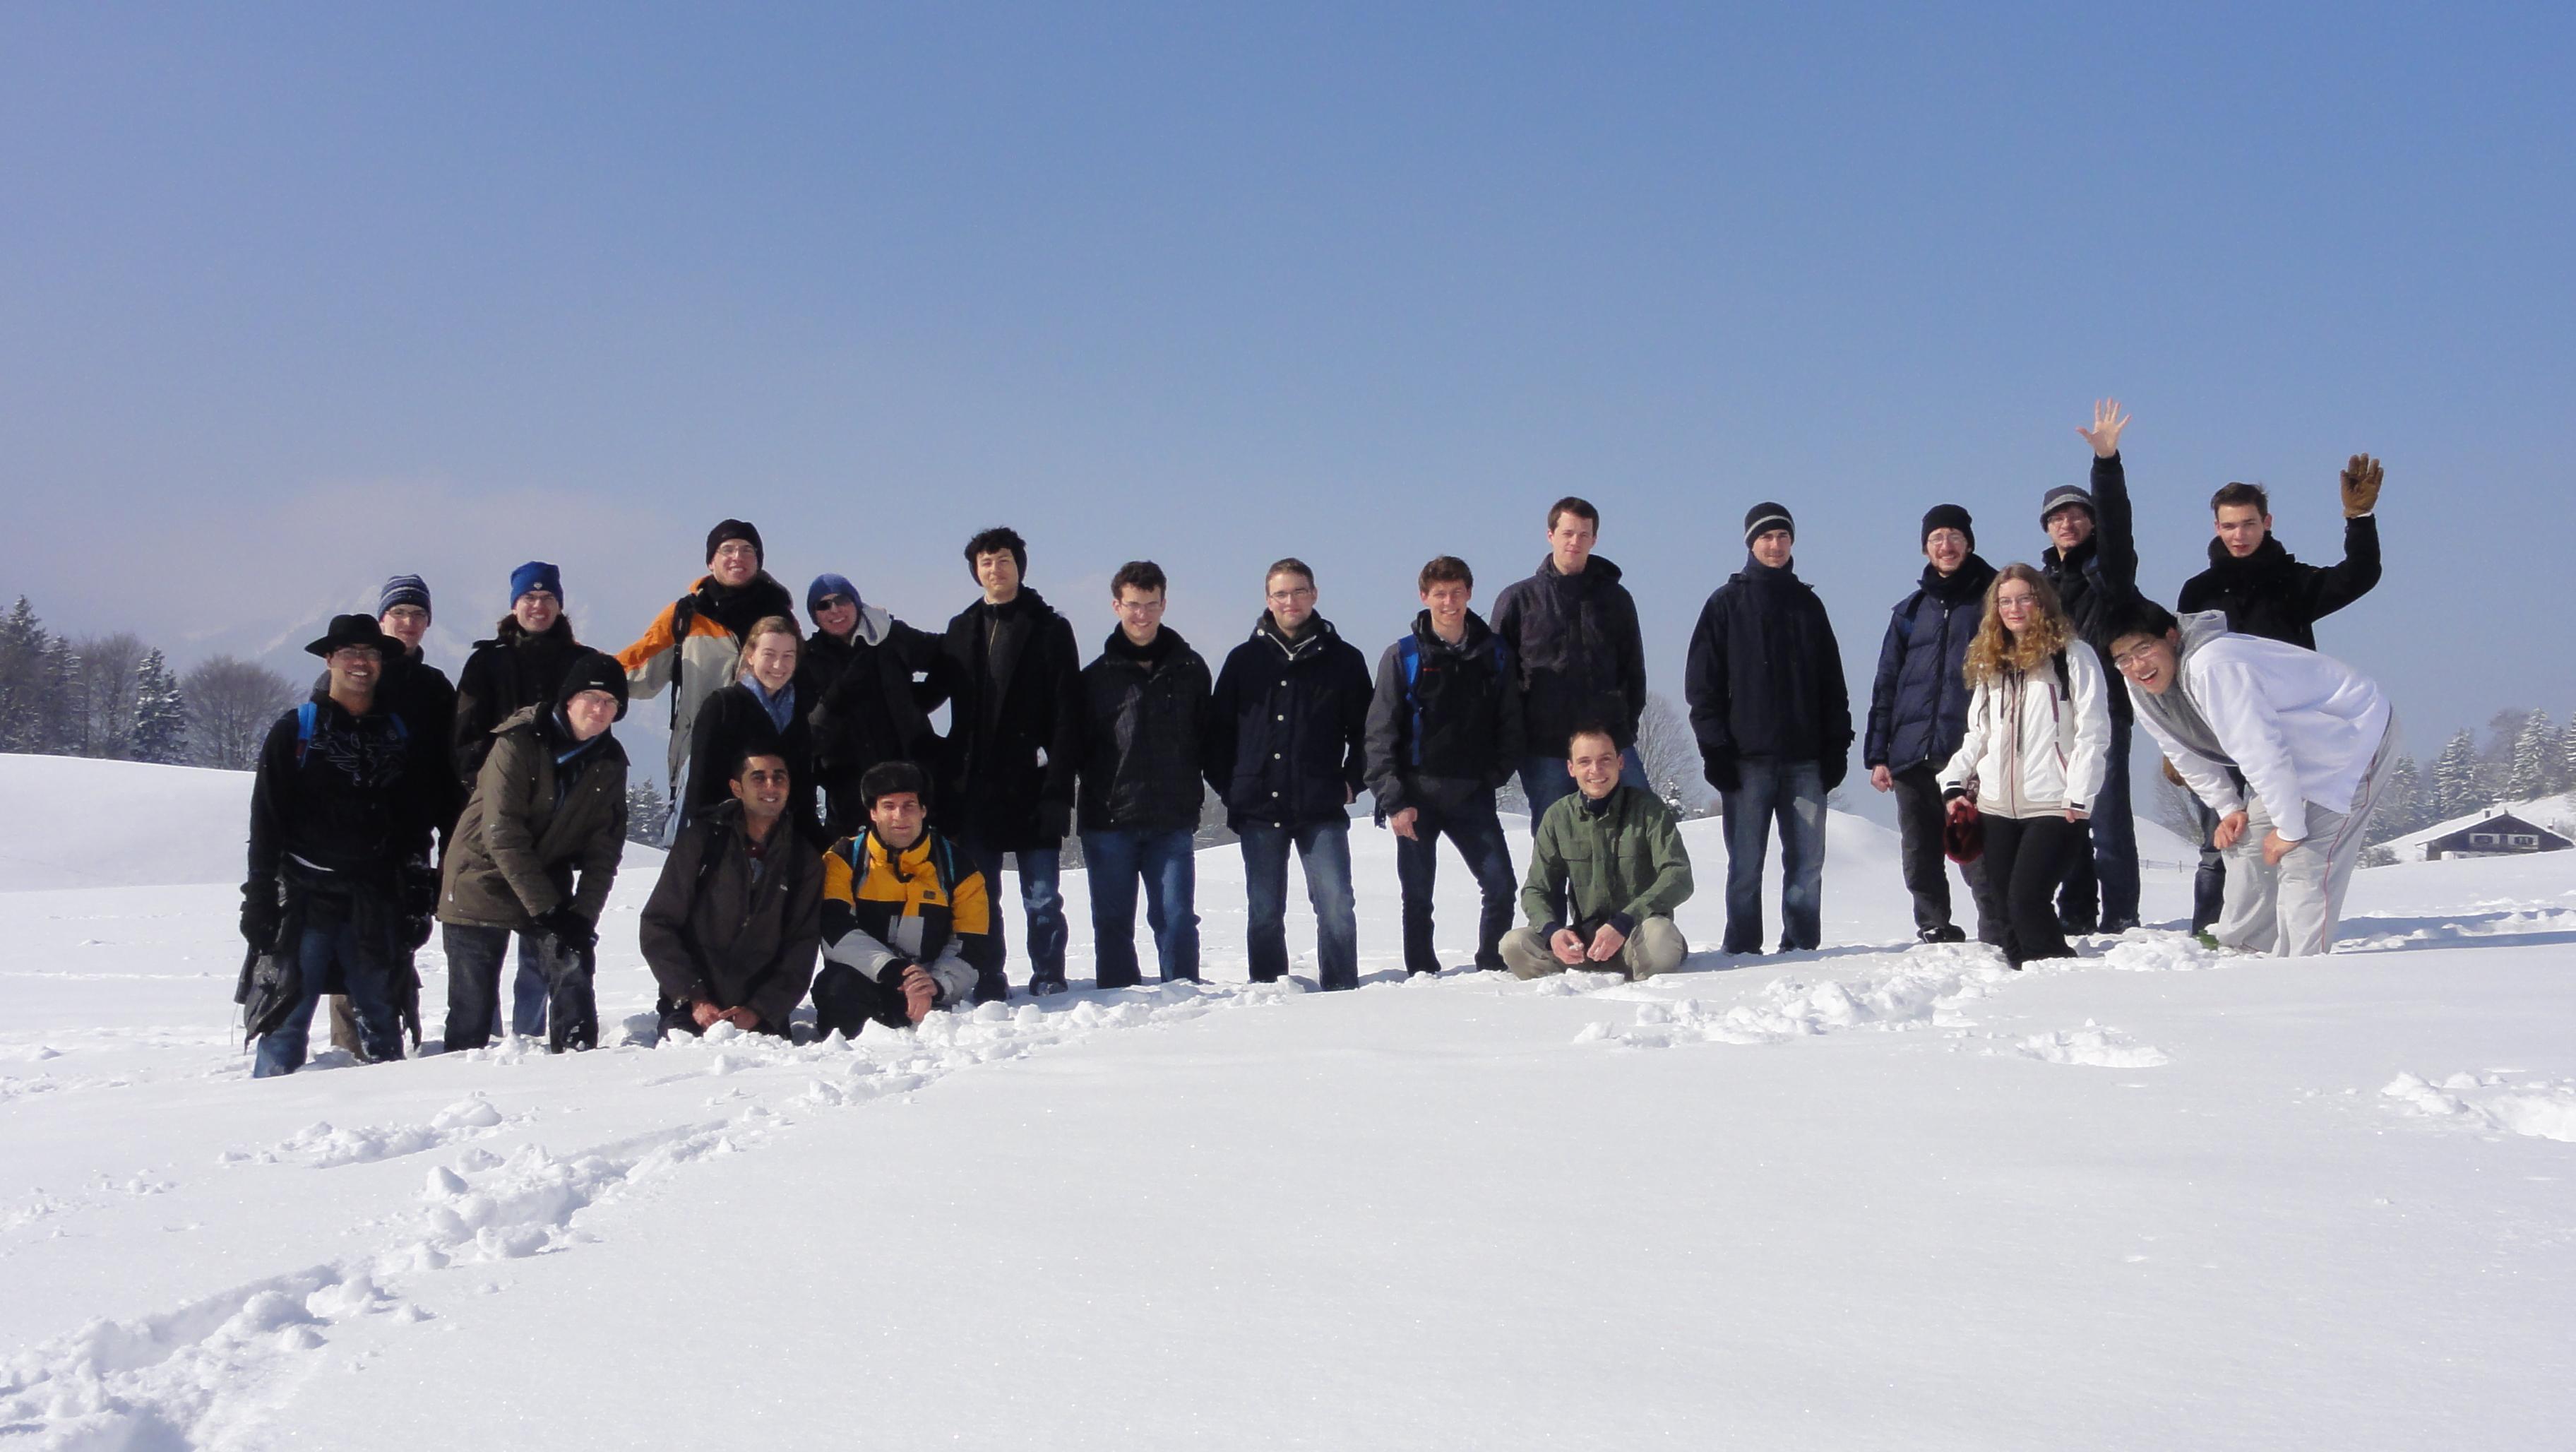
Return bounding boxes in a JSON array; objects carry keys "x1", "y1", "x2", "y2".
[{"x1": 1962, "y1": 563, "x2": 2073, "y2": 686}]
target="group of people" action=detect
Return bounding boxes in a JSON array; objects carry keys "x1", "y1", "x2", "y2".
[{"x1": 232, "y1": 404, "x2": 2399, "y2": 1075}]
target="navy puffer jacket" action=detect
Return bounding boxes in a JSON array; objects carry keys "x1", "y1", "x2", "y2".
[{"x1": 1864, "y1": 556, "x2": 1997, "y2": 773}]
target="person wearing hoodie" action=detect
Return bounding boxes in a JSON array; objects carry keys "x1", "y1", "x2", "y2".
[
  {"x1": 237, "y1": 614, "x2": 441, "y2": 1077},
  {"x1": 1205, "y1": 558, "x2": 1373, "y2": 990},
  {"x1": 1075, "y1": 561, "x2": 1212, "y2": 988},
  {"x1": 323, "y1": 574, "x2": 460, "y2": 1056},
  {"x1": 2109, "y1": 601, "x2": 2397, "y2": 958},
  {"x1": 436, "y1": 651, "x2": 631, "y2": 1053},
  {"x1": 1864, "y1": 508, "x2": 2003, "y2": 945},
  {"x1": 1936, "y1": 566, "x2": 2113, "y2": 968},
  {"x1": 1363, "y1": 556, "x2": 1526, "y2": 975},
  {"x1": 920, "y1": 525, "x2": 1083, "y2": 999},
  {"x1": 450, "y1": 561, "x2": 590, "y2": 1039},
  {"x1": 616, "y1": 520, "x2": 801, "y2": 827},
  {"x1": 640, "y1": 746, "x2": 823, "y2": 1042},
  {"x1": 1683, "y1": 504, "x2": 1852, "y2": 954},
  {"x1": 1490, "y1": 496, "x2": 1651, "y2": 827},
  {"x1": 2173, "y1": 459, "x2": 2386, "y2": 932},
  {"x1": 800, "y1": 572, "x2": 941, "y2": 840},
  {"x1": 2038, "y1": 400, "x2": 2145, "y2": 935},
  {"x1": 681, "y1": 615, "x2": 822, "y2": 847}
]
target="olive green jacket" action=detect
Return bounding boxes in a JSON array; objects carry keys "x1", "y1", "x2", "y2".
[
  {"x1": 437, "y1": 706, "x2": 628, "y2": 930},
  {"x1": 1521, "y1": 782, "x2": 1694, "y2": 937}
]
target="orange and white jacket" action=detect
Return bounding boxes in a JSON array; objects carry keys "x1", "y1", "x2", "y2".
[{"x1": 616, "y1": 573, "x2": 799, "y2": 792}]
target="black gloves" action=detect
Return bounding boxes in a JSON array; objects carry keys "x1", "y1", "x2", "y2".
[
  {"x1": 536, "y1": 904, "x2": 597, "y2": 950},
  {"x1": 1037, "y1": 800, "x2": 1073, "y2": 843},
  {"x1": 240, "y1": 881, "x2": 281, "y2": 951},
  {"x1": 1701, "y1": 751, "x2": 1739, "y2": 795}
]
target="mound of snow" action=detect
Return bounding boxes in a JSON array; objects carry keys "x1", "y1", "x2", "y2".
[{"x1": 0, "y1": 754, "x2": 255, "y2": 891}]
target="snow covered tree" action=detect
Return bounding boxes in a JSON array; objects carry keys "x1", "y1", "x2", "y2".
[
  {"x1": 624, "y1": 779, "x2": 669, "y2": 847},
  {"x1": 1633, "y1": 692, "x2": 1713, "y2": 819},
  {"x1": 2371, "y1": 755, "x2": 2424, "y2": 842},
  {"x1": 0, "y1": 595, "x2": 51, "y2": 751},
  {"x1": 69, "y1": 631, "x2": 148, "y2": 758},
  {"x1": 2560, "y1": 719, "x2": 2576, "y2": 799},
  {"x1": 2428, "y1": 730, "x2": 2481, "y2": 821},
  {"x1": 2506, "y1": 710, "x2": 2554, "y2": 802},
  {"x1": 129, "y1": 648, "x2": 187, "y2": 765},
  {"x1": 35, "y1": 635, "x2": 81, "y2": 754}
]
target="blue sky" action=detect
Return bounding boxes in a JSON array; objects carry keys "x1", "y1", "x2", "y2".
[{"x1": 4, "y1": 2, "x2": 2570, "y2": 771}]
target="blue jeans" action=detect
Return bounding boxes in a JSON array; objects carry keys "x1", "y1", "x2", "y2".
[
  {"x1": 960, "y1": 838, "x2": 1066, "y2": 998},
  {"x1": 1080, "y1": 827, "x2": 1201, "y2": 987},
  {"x1": 1238, "y1": 820, "x2": 1359, "y2": 990},
  {"x1": 1393, "y1": 794, "x2": 1518, "y2": 972},
  {"x1": 443, "y1": 925, "x2": 556, "y2": 1050},
  {"x1": 2057, "y1": 714, "x2": 2142, "y2": 932},
  {"x1": 1718, "y1": 756, "x2": 1827, "y2": 953},
  {"x1": 256, "y1": 902, "x2": 402, "y2": 1078},
  {"x1": 1518, "y1": 747, "x2": 1649, "y2": 831}
]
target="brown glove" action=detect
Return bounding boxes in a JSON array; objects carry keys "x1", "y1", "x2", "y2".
[{"x1": 2340, "y1": 453, "x2": 2383, "y2": 518}]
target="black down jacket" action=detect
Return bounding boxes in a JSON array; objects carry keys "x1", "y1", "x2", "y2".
[
  {"x1": 1864, "y1": 556, "x2": 1997, "y2": 773},
  {"x1": 2175, "y1": 518, "x2": 2380, "y2": 652},
  {"x1": 1076, "y1": 626, "x2": 1213, "y2": 833},
  {"x1": 1489, "y1": 554, "x2": 1648, "y2": 754},
  {"x1": 1205, "y1": 613, "x2": 1373, "y2": 831},
  {"x1": 1683, "y1": 555, "x2": 1853, "y2": 789}
]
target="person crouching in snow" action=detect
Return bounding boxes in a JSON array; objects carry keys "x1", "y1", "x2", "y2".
[
  {"x1": 437, "y1": 651, "x2": 630, "y2": 1053},
  {"x1": 2108, "y1": 600, "x2": 2397, "y2": 958},
  {"x1": 641, "y1": 747, "x2": 823, "y2": 1042},
  {"x1": 811, "y1": 761, "x2": 993, "y2": 1036},
  {"x1": 1937, "y1": 565, "x2": 2112, "y2": 968},
  {"x1": 1499, "y1": 723, "x2": 1693, "y2": 981}
]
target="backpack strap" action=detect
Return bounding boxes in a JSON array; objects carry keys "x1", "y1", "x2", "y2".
[
  {"x1": 2051, "y1": 648, "x2": 2072, "y2": 701},
  {"x1": 1891, "y1": 589, "x2": 1927, "y2": 643},
  {"x1": 665, "y1": 595, "x2": 699, "y2": 732},
  {"x1": 293, "y1": 701, "x2": 318, "y2": 768},
  {"x1": 1396, "y1": 636, "x2": 1424, "y2": 768}
]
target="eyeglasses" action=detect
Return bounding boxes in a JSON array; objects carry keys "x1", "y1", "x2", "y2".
[
  {"x1": 1266, "y1": 587, "x2": 1316, "y2": 604},
  {"x1": 2111, "y1": 642, "x2": 2163, "y2": 672},
  {"x1": 1994, "y1": 594, "x2": 2038, "y2": 611}
]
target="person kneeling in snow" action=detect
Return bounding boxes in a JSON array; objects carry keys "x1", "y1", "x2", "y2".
[
  {"x1": 1499, "y1": 723, "x2": 1694, "y2": 981},
  {"x1": 2107, "y1": 600, "x2": 2397, "y2": 958},
  {"x1": 811, "y1": 761, "x2": 993, "y2": 1035},
  {"x1": 640, "y1": 748, "x2": 823, "y2": 1042}
]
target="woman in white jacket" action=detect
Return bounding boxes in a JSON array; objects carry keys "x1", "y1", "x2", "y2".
[{"x1": 1938, "y1": 564, "x2": 2111, "y2": 966}]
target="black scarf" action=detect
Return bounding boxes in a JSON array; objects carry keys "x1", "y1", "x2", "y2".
[{"x1": 1921, "y1": 554, "x2": 1997, "y2": 606}]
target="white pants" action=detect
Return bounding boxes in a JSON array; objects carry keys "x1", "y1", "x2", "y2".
[{"x1": 2216, "y1": 718, "x2": 2398, "y2": 958}]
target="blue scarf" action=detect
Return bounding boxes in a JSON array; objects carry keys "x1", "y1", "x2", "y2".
[{"x1": 745, "y1": 674, "x2": 796, "y2": 734}]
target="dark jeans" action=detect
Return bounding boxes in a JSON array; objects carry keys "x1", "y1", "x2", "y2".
[
  {"x1": 1518, "y1": 746, "x2": 1648, "y2": 831},
  {"x1": 1891, "y1": 764, "x2": 1998, "y2": 941},
  {"x1": 1718, "y1": 756, "x2": 1827, "y2": 953},
  {"x1": 443, "y1": 923, "x2": 597, "y2": 1052},
  {"x1": 1984, "y1": 813, "x2": 2083, "y2": 967},
  {"x1": 2057, "y1": 715, "x2": 2141, "y2": 932},
  {"x1": 1393, "y1": 792, "x2": 1517, "y2": 972},
  {"x1": 1080, "y1": 827, "x2": 1200, "y2": 987},
  {"x1": 811, "y1": 961, "x2": 910, "y2": 1037},
  {"x1": 2188, "y1": 787, "x2": 2234, "y2": 934},
  {"x1": 958, "y1": 838, "x2": 1066, "y2": 999},
  {"x1": 255, "y1": 893, "x2": 402, "y2": 1078},
  {"x1": 1239, "y1": 819, "x2": 1359, "y2": 990}
]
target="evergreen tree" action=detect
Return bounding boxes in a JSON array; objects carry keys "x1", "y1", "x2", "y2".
[
  {"x1": 130, "y1": 649, "x2": 188, "y2": 765},
  {"x1": 2506, "y1": 710, "x2": 2554, "y2": 802},
  {"x1": 2371, "y1": 755, "x2": 2423, "y2": 842},
  {"x1": 2429, "y1": 730, "x2": 2481, "y2": 821},
  {"x1": 37, "y1": 635, "x2": 80, "y2": 754},
  {"x1": 624, "y1": 779, "x2": 669, "y2": 847},
  {"x1": 2559, "y1": 720, "x2": 2576, "y2": 799},
  {"x1": 0, "y1": 596, "x2": 49, "y2": 751}
]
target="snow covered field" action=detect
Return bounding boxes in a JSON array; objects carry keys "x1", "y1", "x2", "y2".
[{"x1": 2, "y1": 753, "x2": 2571, "y2": 1449}]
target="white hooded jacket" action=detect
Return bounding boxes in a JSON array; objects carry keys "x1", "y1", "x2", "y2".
[
  {"x1": 2128, "y1": 611, "x2": 2390, "y2": 842},
  {"x1": 1938, "y1": 643, "x2": 2112, "y2": 819}
]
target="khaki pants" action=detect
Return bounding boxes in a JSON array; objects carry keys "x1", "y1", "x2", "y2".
[
  {"x1": 1499, "y1": 918, "x2": 1688, "y2": 980},
  {"x1": 2216, "y1": 718, "x2": 2398, "y2": 958}
]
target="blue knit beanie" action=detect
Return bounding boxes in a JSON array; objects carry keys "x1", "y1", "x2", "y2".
[
  {"x1": 510, "y1": 561, "x2": 564, "y2": 604},
  {"x1": 378, "y1": 574, "x2": 431, "y2": 621},
  {"x1": 807, "y1": 573, "x2": 861, "y2": 617}
]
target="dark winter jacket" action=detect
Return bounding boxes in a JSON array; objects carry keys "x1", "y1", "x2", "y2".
[
  {"x1": 922, "y1": 588, "x2": 1083, "y2": 851},
  {"x1": 1206, "y1": 612, "x2": 1373, "y2": 831},
  {"x1": 1521, "y1": 783, "x2": 1694, "y2": 940},
  {"x1": 314, "y1": 648, "x2": 461, "y2": 842},
  {"x1": 1362, "y1": 609, "x2": 1525, "y2": 818},
  {"x1": 1864, "y1": 555, "x2": 1998, "y2": 773},
  {"x1": 437, "y1": 706, "x2": 628, "y2": 932},
  {"x1": 639, "y1": 801, "x2": 823, "y2": 1033},
  {"x1": 1490, "y1": 555, "x2": 1649, "y2": 754},
  {"x1": 1077, "y1": 626, "x2": 1213, "y2": 833},
  {"x1": 683, "y1": 677, "x2": 822, "y2": 847},
  {"x1": 1683, "y1": 556, "x2": 1854, "y2": 790},
  {"x1": 2041, "y1": 453, "x2": 2140, "y2": 722},
  {"x1": 616, "y1": 571, "x2": 801, "y2": 795},
  {"x1": 246, "y1": 690, "x2": 439, "y2": 895},
  {"x1": 802, "y1": 606, "x2": 941, "y2": 838},
  {"x1": 2175, "y1": 518, "x2": 2380, "y2": 652},
  {"x1": 453, "y1": 617, "x2": 586, "y2": 790}
]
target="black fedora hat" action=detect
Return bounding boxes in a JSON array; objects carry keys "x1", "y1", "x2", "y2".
[{"x1": 305, "y1": 612, "x2": 398, "y2": 659}]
